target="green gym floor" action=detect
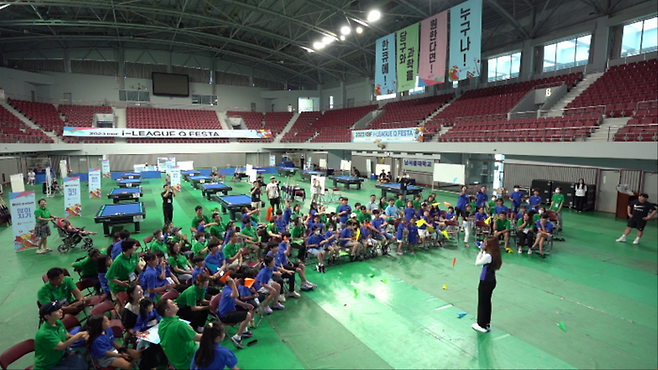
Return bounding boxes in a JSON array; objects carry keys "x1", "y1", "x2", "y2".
[{"x1": 1, "y1": 174, "x2": 656, "y2": 369}]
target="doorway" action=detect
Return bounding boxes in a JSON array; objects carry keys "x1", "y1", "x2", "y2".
[{"x1": 597, "y1": 170, "x2": 620, "y2": 213}]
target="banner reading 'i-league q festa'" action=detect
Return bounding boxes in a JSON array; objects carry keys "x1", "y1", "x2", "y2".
[
  {"x1": 10, "y1": 191, "x2": 37, "y2": 252},
  {"x1": 352, "y1": 127, "x2": 424, "y2": 143},
  {"x1": 418, "y1": 11, "x2": 448, "y2": 86},
  {"x1": 101, "y1": 159, "x2": 111, "y2": 178},
  {"x1": 89, "y1": 168, "x2": 101, "y2": 198},
  {"x1": 374, "y1": 33, "x2": 397, "y2": 96},
  {"x1": 448, "y1": 0, "x2": 482, "y2": 82},
  {"x1": 64, "y1": 177, "x2": 82, "y2": 217},
  {"x1": 396, "y1": 22, "x2": 420, "y2": 92}
]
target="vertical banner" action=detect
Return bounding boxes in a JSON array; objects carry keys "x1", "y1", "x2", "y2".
[
  {"x1": 64, "y1": 177, "x2": 82, "y2": 217},
  {"x1": 269, "y1": 154, "x2": 276, "y2": 167},
  {"x1": 10, "y1": 191, "x2": 38, "y2": 251},
  {"x1": 396, "y1": 23, "x2": 420, "y2": 92},
  {"x1": 101, "y1": 159, "x2": 111, "y2": 179},
  {"x1": 170, "y1": 166, "x2": 182, "y2": 193},
  {"x1": 374, "y1": 33, "x2": 397, "y2": 96},
  {"x1": 449, "y1": 0, "x2": 482, "y2": 81},
  {"x1": 89, "y1": 168, "x2": 101, "y2": 198},
  {"x1": 419, "y1": 11, "x2": 448, "y2": 86},
  {"x1": 59, "y1": 160, "x2": 68, "y2": 181},
  {"x1": 166, "y1": 157, "x2": 176, "y2": 173}
]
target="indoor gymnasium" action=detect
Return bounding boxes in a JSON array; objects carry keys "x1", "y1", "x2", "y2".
[{"x1": 0, "y1": 0, "x2": 656, "y2": 369}]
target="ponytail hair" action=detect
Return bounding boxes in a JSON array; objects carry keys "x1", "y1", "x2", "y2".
[{"x1": 193, "y1": 322, "x2": 226, "y2": 368}]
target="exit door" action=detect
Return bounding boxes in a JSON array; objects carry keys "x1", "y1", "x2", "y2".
[{"x1": 597, "y1": 170, "x2": 620, "y2": 213}]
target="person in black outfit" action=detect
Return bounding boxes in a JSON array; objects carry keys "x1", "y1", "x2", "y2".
[
  {"x1": 472, "y1": 236, "x2": 502, "y2": 333},
  {"x1": 398, "y1": 172, "x2": 410, "y2": 199},
  {"x1": 162, "y1": 184, "x2": 175, "y2": 224},
  {"x1": 574, "y1": 178, "x2": 588, "y2": 213},
  {"x1": 352, "y1": 167, "x2": 361, "y2": 178},
  {"x1": 616, "y1": 193, "x2": 657, "y2": 245}
]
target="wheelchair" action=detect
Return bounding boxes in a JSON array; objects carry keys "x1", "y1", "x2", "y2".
[{"x1": 52, "y1": 218, "x2": 94, "y2": 254}]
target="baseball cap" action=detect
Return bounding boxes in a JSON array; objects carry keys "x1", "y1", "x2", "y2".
[
  {"x1": 39, "y1": 301, "x2": 63, "y2": 318},
  {"x1": 350, "y1": 213, "x2": 357, "y2": 218},
  {"x1": 270, "y1": 176, "x2": 276, "y2": 179}
]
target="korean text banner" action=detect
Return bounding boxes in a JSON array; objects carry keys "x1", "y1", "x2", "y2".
[
  {"x1": 63, "y1": 127, "x2": 273, "y2": 139},
  {"x1": 64, "y1": 177, "x2": 81, "y2": 217},
  {"x1": 169, "y1": 166, "x2": 182, "y2": 193},
  {"x1": 10, "y1": 191, "x2": 37, "y2": 251},
  {"x1": 374, "y1": 33, "x2": 397, "y2": 96},
  {"x1": 397, "y1": 23, "x2": 420, "y2": 92},
  {"x1": 88, "y1": 168, "x2": 101, "y2": 199},
  {"x1": 352, "y1": 127, "x2": 424, "y2": 143},
  {"x1": 418, "y1": 11, "x2": 448, "y2": 86},
  {"x1": 449, "y1": 0, "x2": 482, "y2": 81},
  {"x1": 402, "y1": 158, "x2": 435, "y2": 174},
  {"x1": 101, "y1": 159, "x2": 111, "y2": 179}
]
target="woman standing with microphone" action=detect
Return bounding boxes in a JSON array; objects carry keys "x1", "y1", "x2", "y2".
[
  {"x1": 574, "y1": 178, "x2": 587, "y2": 213},
  {"x1": 472, "y1": 236, "x2": 502, "y2": 333}
]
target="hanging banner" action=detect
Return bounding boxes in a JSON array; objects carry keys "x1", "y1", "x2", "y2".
[
  {"x1": 89, "y1": 168, "x2": 101, "y2": 198},
  {"x1": 10, "y1": 191, "x2": 38, "y2": 252},
  {"x1": 166, "y1": 157, "x2": 176, "y2": 173},
  {"x1": 402, "y1": 158, "x2": 435, "y2": 174},
  {"x1": 419, "y1": 11, "x2": 448, "y2": 86},
  {"x1": 396, "y1": 23, "x2": 420, "y2": 92},
  {"x1": 64, "y1": 177, "x2": 82, "y2": 217},
  {"x1": 101, "y1": 159, "x2": 111, "y2": 179},
  {"x1": 269, "y1": 154, "x2": 276, "y2": 167},
  {"x1": 374, "y1": 33, "x2": 397, "y2": 96},
  {"x1": 449, "y1": 0, "x2": 482, "y2": 81},
  {"x1": 170, "y1": 166, "x2": 182, "y2": 193},
  {"x1": 352, "y1": 127, "x2": 424, "y2": 143},
  {"x1": 63, "y1": 127, "x2": 273, "y2": 139}
]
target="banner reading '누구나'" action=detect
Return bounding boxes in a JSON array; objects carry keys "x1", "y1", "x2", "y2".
[{"x1": 63, "y1": 127, "x2": 273, "y2": 139}]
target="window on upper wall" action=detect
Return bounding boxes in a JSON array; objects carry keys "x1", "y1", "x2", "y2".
[
  {"x1": 487, "y1": 52, "x2": 521, "y2": 82},
  {"x1": 542, "y1": 35, "x2": 591, "y2": 72},
  {"x1": 621, "y1": 16, "x2": 658, "y2": 57}
]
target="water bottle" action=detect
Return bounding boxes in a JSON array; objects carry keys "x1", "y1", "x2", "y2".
[{"x1": 476, "y1": 241, "x2": 484, "y2": 249}]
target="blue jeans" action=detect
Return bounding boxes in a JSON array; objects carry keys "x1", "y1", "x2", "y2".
[{"x1": 51, "y1": 353, "x2": 87, "y2": 370}]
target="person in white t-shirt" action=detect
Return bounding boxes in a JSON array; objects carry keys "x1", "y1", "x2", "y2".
[
  {"x1": 574, "y1": 178, "x2": 587, "y2": 213},
  {"x1": 266, "y1": 176, "x2": 281, "y2": 212},
  {"x1": 28, "y1": 169, "x2": 36, "y2": 185}
]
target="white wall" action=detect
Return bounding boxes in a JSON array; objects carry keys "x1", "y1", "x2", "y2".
[
  {"x1": 345, "y1": 80, "x2": 371, "y2": 107},
  {"x1": 260, "y1": 90, "x2": 320, "y2": 112}
]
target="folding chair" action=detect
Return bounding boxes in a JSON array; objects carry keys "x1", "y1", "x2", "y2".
[
  {"x1": 443, "y1": 221, "x2": 460, "y2": 247},
  {"x1": 75, "y1": 279, "x2": 108, "y2": 307},
  {"x1": 115, "y1": 291, "x2": 129, "y2": 307},
  {"x1": 160, "y1": 289, "x2": 180, "y2": 302},
  {"x1": 90, "y1": 300, "x2": 124, "y2": 330},
  {"x1": 546, "y1": 211, "x2": 564, "y2": 241},
  {"x1": 62, "y1": 315, "x2": 81, "y2": 331},
  {"x1": 474, "y1": 221, "x2": 491, "y2": 242},
  {"x1": 0, "y1": 339, "x2": 34, "y2": 370}
]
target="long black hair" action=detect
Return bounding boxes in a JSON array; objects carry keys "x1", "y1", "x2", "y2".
[
  {"x1": 139, "y1": 297, "x2": 154, "y2": 320},
  {"x1": 193, "y1": 322, "x2": 226, "y2": 368},
  {"x1": 86, "y1": 314, "x2": 106, "y2": 349}
]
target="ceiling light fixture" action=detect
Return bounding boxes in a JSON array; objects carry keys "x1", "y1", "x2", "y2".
[
  {"x1": 356, "y1": 26, "x2": 363, "y2": 34},
  {"x1": 340, "y1": 35, "x2": 346, "y2": 41},
  {"x1": 313, "y1": 42, "x2": 325, "y2": 49},
  {"x1": 340, "y1": 26, "x2": 351, "y2": 35},
  {"x1": 322, "y1": 36, "x2": 335, "y2": 45},
  {"x1": 367, "y1": 10, "x2": 381, "y2": 22}
]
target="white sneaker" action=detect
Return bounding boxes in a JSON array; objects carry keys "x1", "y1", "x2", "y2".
[
  {"x1": 616, "y1": 236, "x2": 626, "y2": 242},
  {"x1": 517, "y1": 248, "x2": 522, "y2": 254},
  {"x1": 36, "y1": 249, "x2": 47, "y2": 254},
  {"x1": 633, "y1": 238, "x2": 640, "y2": 245},
  {"x1": 471, "y1": 323, "x2": 490, "y2": 333},
  {"x1": 305, "y1": 281, "x2": 317, "y2": 289},
  {"x1": 286, "y1": 290, "x2": 301, "y2": 298},
  {"x1": 278, "y1": 294, "x2": 286, "y2": 303}
]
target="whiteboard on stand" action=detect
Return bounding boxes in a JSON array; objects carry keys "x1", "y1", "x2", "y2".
[
  {"x1": 375, "y1": 164, "x2": 391, "y2": 177},
  {"x1": 10, "y1": 174, "x2": 25, "y2": 193},
  {"x1": 433, "y1": 163, "x2": 466, "y2": 184},
  {"x1": 318, "y1": 158, "x2": 327, "y2": 169}
]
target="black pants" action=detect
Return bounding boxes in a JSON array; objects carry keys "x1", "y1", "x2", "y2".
[
  {"x1": 574, "y1": 196, "x2": 586, "y2": 212},
  {"x1": 477, "y1": 279, "x2": 496, "y2": 328},
  {"x1": 177, "y1": 305, "x2": 208, "y2": 330},
  {"x1": 517, "y1": 231, "x2": 535, "y2": 248},
  {"x1": 273, "y1": 272, "x2": 295, "y2": 293},
  {"x1": 163, "y1": 205, "x2": 173, "y2": 224},
  {"x1": 291, "y1": 243, "x2": 307, "y2": 262}
]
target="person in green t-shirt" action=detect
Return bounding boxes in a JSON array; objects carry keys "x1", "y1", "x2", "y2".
[
  {"x1": 394, "y1": 194, "x2": 405, "y2": 209},
  {"x1": 191, "y1": 231, "x2": 209, "y2": 257},
  {"x1": 237, "y1": 222, "x2": 261, "y2": 259},
  {"x1": 487, "y1": 195, "x2": 497, "y2": 213},
  {"x1": 549, "y1": 187, "x2": 565, "y2": 229},
  {"x1": 223, "y1": 231, "x2": 242, "y2": 268},
  {"x1": 71, "y1": 248, "x2": 101, "y2": 280},
  {"x1": 190, "y1": 205, "x2": 212, "y2": 234},
  {"x1": 34, "y1": 198, "x2": 57, "y2": 255},
  {"x1": 412, "y1": 195, "x2": 422, "y2": 211},
  {"x1": 533, "y1": 206, "x2": 547, "y2": 223},
  {"x1": 168, "y1": 241, "x2": 193, "y2": 283},
  {"x1": 206, "y1": 212, "x2": 224, "y2": 242},
  {"x1": 106, "y1": 239, "x2": 141, "y2": 299},
  {"x1": 35, "y1": 301, "x2": 89, "y2": 370},
  {"x1": 38, "y1": 267, "x2": 91, "y2": 315},
  {"x1": 290, "y1": 218, "x2": 306, "y2": 247},
  {"x1": 356, "y1": 205, "x2": 372, "y2": 224},
  {"x1": 291, "y1": 203, "x2": 303, "y2": 221},
  {"x1": 493, "y1": 212, "x2": 511, "y2": 251},
  {"x1": 149, "y1": 229, "x2": 168, "y2": 255},
  {"x1": 516, "y1": 212, "x2": 535, "y2": 253},
  {"x1": 156, "y1": 297, "x2": 202, "y2": 370}
]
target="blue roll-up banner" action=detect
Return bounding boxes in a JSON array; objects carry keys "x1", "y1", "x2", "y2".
[
  {"x1": 448, "y1": 0, "x2": 482, "y2": 82},
  {"x1": 374, "y1": 33, "x2": 397, "y2": 96}
]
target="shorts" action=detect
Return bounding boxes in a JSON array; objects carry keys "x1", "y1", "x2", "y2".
[
  {"x1": 627, "y1": 218, "x2": 647, "y2": 231},
  {"x1": 375, "y1": 232, "x2": 393, "y2": 241},
  {"x1": 251, "y1": 201, "x2": 261, "y2": 209},
  {"x1": 34, "y1": 222, "x2": 51, "y2": 239},
  {"x1": 269, "y1": 197, "x2": 281, "y2": 206},
  {"x1": 220, "y1": 309, "x2": 248, "y2": 324},
  {"x1": 418, "y1": 229, "x2": 429, "y2": 239},
  {"x1": 308, "y1": 248, "x2": 324, "y2": 256},
  {"x1": 97, "y1": 350, "x2": 120, "y2": 368}
]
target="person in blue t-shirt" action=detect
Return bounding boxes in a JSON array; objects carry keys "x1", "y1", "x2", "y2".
[
  {"x1": 134, "y1": 297, "x2": 162, "y2": 332},
  {"x1": 254, "y1": 255, "x2": 284, "y2": 314},
  {"x1": 443, "y1": 207, "x2": 457, "y2": 222},
  {"x1": 324, "y1": 223, "x2": 340, "y2": 264},
  {"x1": 191, "y1": 322, "x2": 239, "y2": 370},
  {"x1": 407, "y1": 216, "x2": 419, "y2": 254},
  {"x1": 456, "y1": 186, "x2": 470, "y2": 218},
  {"x1": 528, "y1": 189, "x2": 543, "y2": 211},
  {"x1": 395, "y1": 219, "x2": 407, "y2": 255},
  {"x1": 88, "y1": 314, "x2": 141, "y2": 369},
  {"x1": 282, "y1": 199, "x2": 293, "y2": 226},
  {"x1": 337, "y1": 198, "x2": 352, "y2": 227},
  {"x1": 404, "y1": 201, "x2": 416, "y2": 223},
  {"x1": 385, "y1": 198, "x2": 401, "y2": 219},
  {"x1": 357, "y1": 219, "x2": 373, "y2": 258},
  {"x1": 370, "y1": 210, "x2": 396, "y2": 255},
  {"x1": 508, "y1": 186, "x2": 523, "y2": 213},
  {"x1": 217, "y1": 274, "x2": 254, "y2": 350},
  {"x1": 339, "y1": 221, "x2": 362, "y2": 262},
  {"x1": 530, "y1": 214, "x2": 553, "y2": 258},
  {"x1": 204, "y1": 240, "x2": 226, "y2": 282},
  {"x1": 475, "y1": 207, "x2": 488, "y2": 222},
  {"x1": 476, "y1": 186, "x2": 489, "y2": 209},
  {"x1": 140, "y1": 253, "x2": 176, "y2": 300},
  {"x1": 493, "y1": 198, "x2": 509, "y2": 217},
  {"x1": 110, "y1": 230, "x2": 131, "y2": 260},
  {"x1": 516, "y1": 205, "x2": 528, "y2": 221},
  {"x1": 307, "y1": 226, "x2": 328, "y2": 273}
]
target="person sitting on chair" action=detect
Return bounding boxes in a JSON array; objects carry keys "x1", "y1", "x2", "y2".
[
  {"x1": 38, "y1": 267, "x2": 92, "y2": 315},
  {"x1": 352, "y1": 167, "x2": 362, "y2": 178},
  {"x1": 377, "y1": 169, "x2": 388, "y2": 184},
  {"x1": 50, "y1": 179, "x2": 63, "y2": 195},
  {"x1": 530, "y1": 214, "x2": 553, "y2": 258}
]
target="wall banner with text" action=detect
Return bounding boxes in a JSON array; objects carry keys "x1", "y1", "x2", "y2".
[{"x1": 448, "y1": 0, "x2": 482, "y2": 81}]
